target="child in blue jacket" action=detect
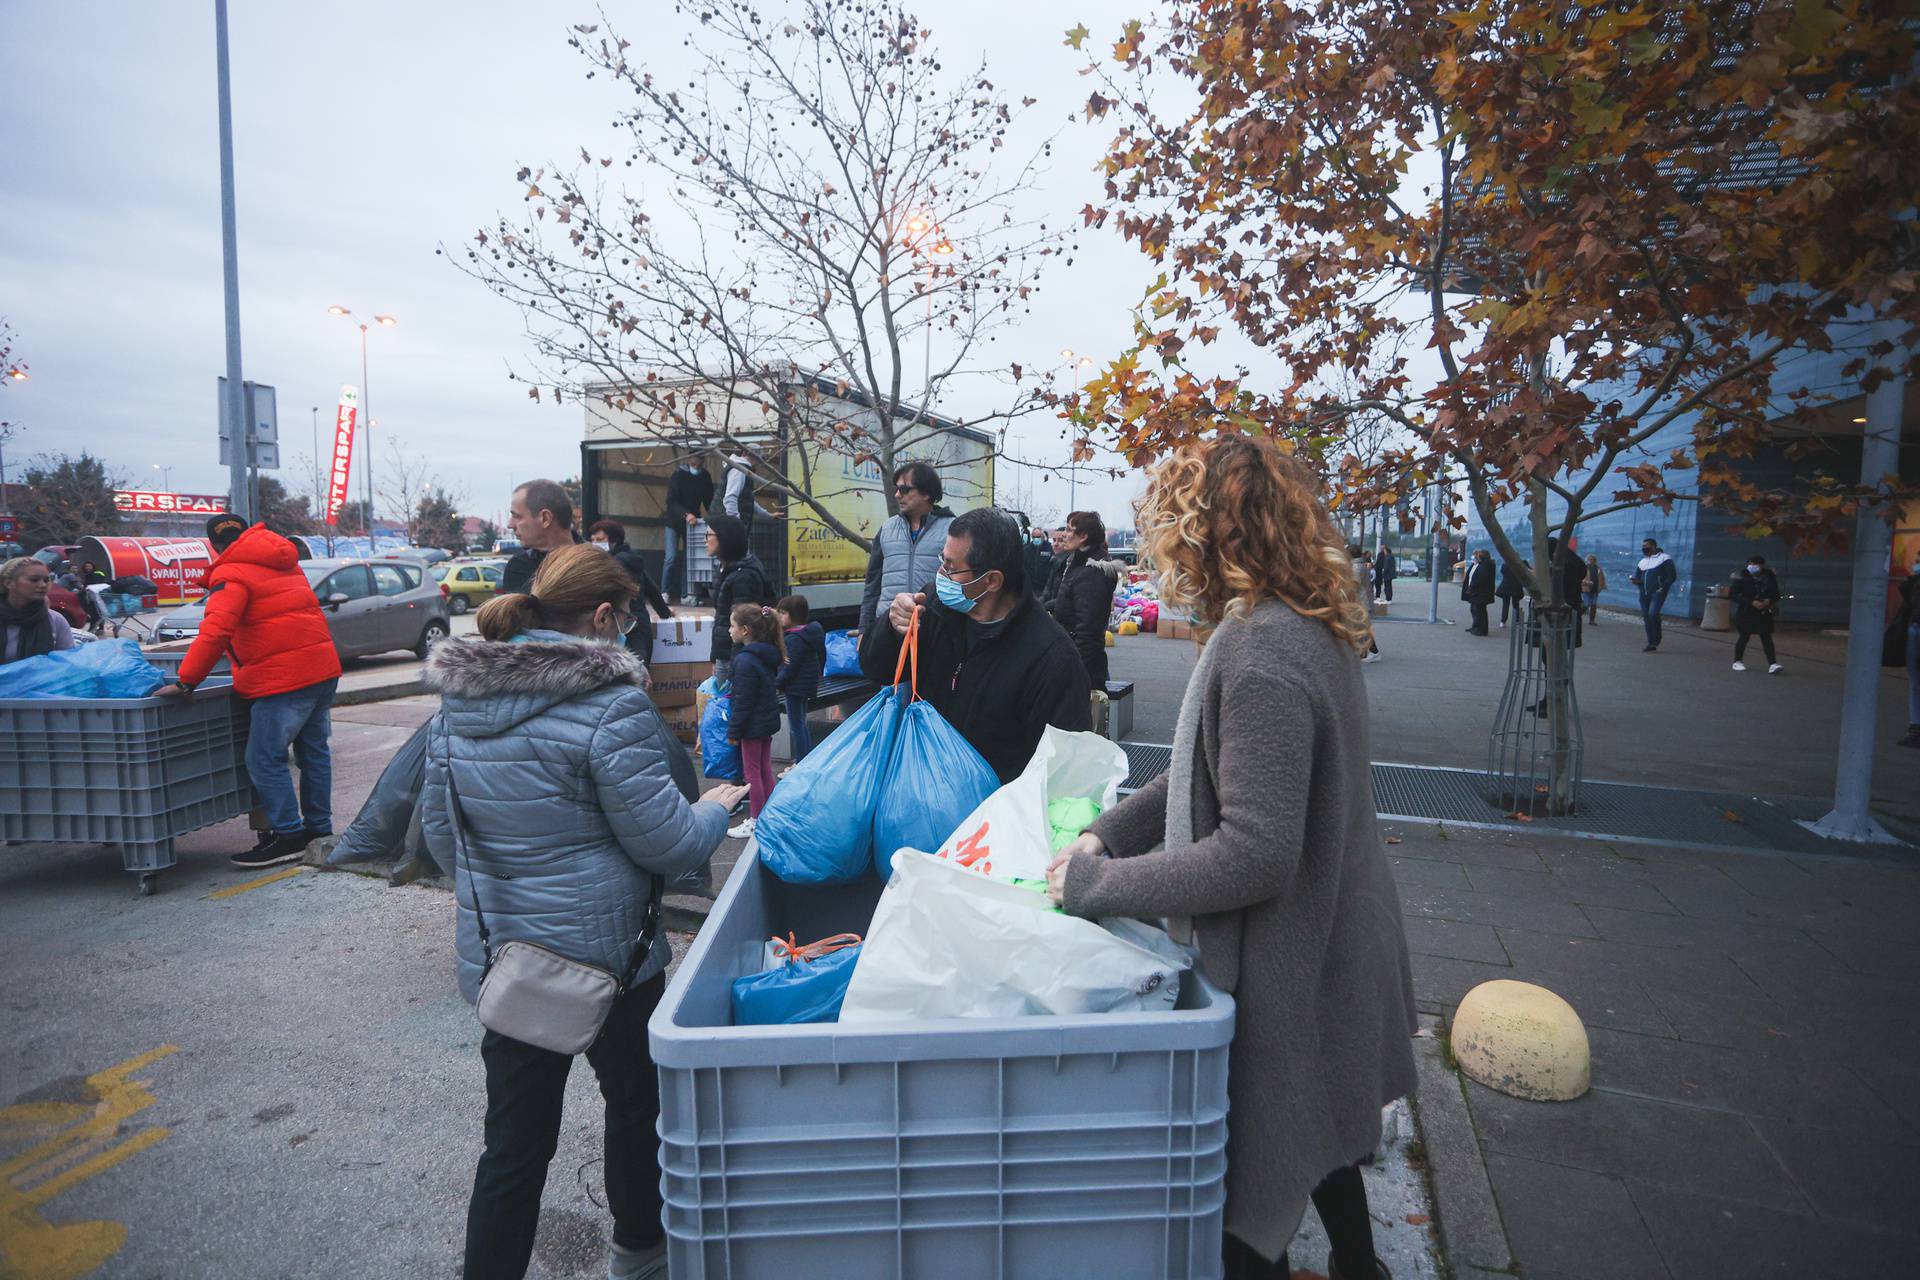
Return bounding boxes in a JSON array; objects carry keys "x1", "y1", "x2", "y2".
[{"x1": 774, "y1": 594, "x2": 826, "y2": 762}]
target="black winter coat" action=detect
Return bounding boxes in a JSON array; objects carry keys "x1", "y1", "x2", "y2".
[
  {"x1": 1049, "y1": 554, "x2": 1121, "y2": 687},
  {"x1": 609, "y1": 546, "x2": 673, "y2": 659},
  {"x1": 1495, "y1": 562, "x2": 1525, "y2": 601},
  {"x1": 1731, "y1": 568, "x2": 1781, "y2": 629},
  {"x1": 726, "y1": 641, "x2": 784, "y2": 741},
  {"x1": 710, "y1": 554, "x2": 774, "y2": 663},
  {"x1": 859, "y1": 588, "x2": 1092, "y2": 783},
  {"x1": 665, "y1": 466, "x2": 715, "y2": 525},
  {"x1": 501, "y1": 532, "x2": 585, "y2": 595},
  {"x1": 1461, "y1": 560, "x2": 1498, "y2": 605},
  {"x1": 1037, "y1": 554, "x2": 1071, "y2": 612},
  {"x1": 776, "y1": 621, "x2": 825, "y2": 701}
]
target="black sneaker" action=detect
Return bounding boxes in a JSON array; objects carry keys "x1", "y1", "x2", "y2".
[
  {"x1": 1899, "y1": 726, "x2": 1920, "y2": 750},
  {"x1": 231, "y1": 832, "x2": 309, "y2": 870}
]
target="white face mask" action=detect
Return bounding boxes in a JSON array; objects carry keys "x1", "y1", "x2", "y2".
[
  {"x1": 1746, "y1": 564, "x2": 1762, "y2": 574},
  {"x1": 590, "y1": 539, "x2": 611, "y2": 551}
]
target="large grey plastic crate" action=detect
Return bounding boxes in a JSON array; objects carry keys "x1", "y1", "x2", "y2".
[
  {"x1": 650, "y1": 851, "x2": 1235, "y2": 1279},
  {"x1": 0, "y1": 683, "x2": 251, "y2": 893}
]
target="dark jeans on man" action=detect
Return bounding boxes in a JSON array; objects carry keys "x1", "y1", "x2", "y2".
[
  {"x1": 245, "y1": 677, "x2": 338, "y2": 835},
  {"x1": 1641, "y1": 590, "x2": 1668, "y2": 648},
  {"x1": 464, "y1": 972, "x2": 668, "y2": 1279},
  {"x1": 1468, "y1": 600, "x2": 1490, "y2": 634},
  {"x1": 784, "y1": 693, "x2": 814, "y2": 762}
]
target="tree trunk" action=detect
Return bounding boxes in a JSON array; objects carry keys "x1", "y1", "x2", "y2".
[{"x1": 1528, "y1": 481, "x2": 1579, "y2": 816}]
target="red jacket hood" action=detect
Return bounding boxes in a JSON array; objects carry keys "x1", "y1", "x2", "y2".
[{"x1": 215, "y1": 524, "x2": 299, "y2": 572}]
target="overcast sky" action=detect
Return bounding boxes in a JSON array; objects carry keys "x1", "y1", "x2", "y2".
[{"x1": 2, "y1": 0, "x2": 1176, "y2": 531}]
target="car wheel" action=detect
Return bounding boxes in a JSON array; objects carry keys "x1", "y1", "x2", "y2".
[
  {"x1": 415, "y1": 620, "x2": 450, "y2": 660},
  {"x1": 449, "y1": 594, "x2": 470, "y2": 615}
]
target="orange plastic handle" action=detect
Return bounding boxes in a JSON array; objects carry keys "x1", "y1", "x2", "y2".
[
  {"x1": 768, "y1": 932, "x2": 864, "y2": 964},
  {"x1": 890, "y1": 604, "x2": 923, "y2": 701}
]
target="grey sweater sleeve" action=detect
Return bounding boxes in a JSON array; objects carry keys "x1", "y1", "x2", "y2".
[
  {"x1": 1086, "y1": 771, "x2": 1170, "y2": 858},
  {"x1": 1065, "y1": 665, "x2": 1313, "y2": 919}
]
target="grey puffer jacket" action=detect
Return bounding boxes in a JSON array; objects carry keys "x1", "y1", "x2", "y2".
[
  {"x1": 859, "y1": 510, "x2": 954, "y2": 633},
  {"x1": 421, "y1": 630, "x2": 729, "y2": 1004}
]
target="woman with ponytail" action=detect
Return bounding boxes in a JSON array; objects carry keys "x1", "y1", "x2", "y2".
[{"x1": 422, "y1": 543, "x2": 746, "y2": 1280}]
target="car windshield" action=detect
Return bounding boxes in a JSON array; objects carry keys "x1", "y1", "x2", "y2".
[{"x1": 431, "y1": 564, "x2": 450, "y2": 580}]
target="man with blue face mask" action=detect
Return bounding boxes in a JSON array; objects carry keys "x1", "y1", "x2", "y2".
[{"x1": 859, "y1": 507, "x2": 1091, "y2": 782}]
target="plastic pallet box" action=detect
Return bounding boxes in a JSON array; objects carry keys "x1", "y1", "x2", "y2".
[
  {"x1": 650, "y1": 851, "x2": 1235, "y2": 1279},
  {"x1": 0, "y1": 682, "x2": 252, "y2": 892}
]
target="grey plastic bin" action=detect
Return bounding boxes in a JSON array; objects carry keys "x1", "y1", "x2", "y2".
[
  {"x1": 649, "y1": 850, "x2": 1235, "y2": 1279},
  {"x1": 0, "y1": 681, "x2": 251, "y2": 894}
]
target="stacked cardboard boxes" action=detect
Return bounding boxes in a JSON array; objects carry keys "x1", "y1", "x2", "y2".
[{"x1": 651, "y1": 614, "x2": 714, "y2": 743}]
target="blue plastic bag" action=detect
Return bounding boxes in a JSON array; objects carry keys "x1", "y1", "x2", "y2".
[
  {"x1": 756, "y1": 685, "x2": 903, "y2": 883},
  {"x1": 731, "y1": 943, "x2": 863, "y2": 1025},
  {"x1": 871, "y1": 698, "x2": 1001, "y2": 878},
  {"x1": 823, "y1": 629, "x2": 861, "y2": 678},
  {"x1": 699, "y1": 693, "x2": 744, "y2": 783},
  {"x1": 0, "y1": 638, "x2": 167, "y2": 700}
]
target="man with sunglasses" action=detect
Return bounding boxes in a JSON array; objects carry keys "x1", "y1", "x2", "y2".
[
  {"x1": 859, "y1": 461, "x2": 955, "y2": 636},
  {"x1": 860, "y1": 507, "x2": 1091, "y2": 783}
]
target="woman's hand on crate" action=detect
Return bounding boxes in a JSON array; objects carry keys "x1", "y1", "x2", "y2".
[
  {"x1": 703, "y1": 783, "x2": 750, "y2": 812},
  {"x1": 1045, "y1": 832, "x2": 1106, "y2": 906}
]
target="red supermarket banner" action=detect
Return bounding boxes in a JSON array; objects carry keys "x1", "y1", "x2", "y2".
[
  {"x1": 113, "y1": 490, "x2": 229, "y2": 515},
  {"x1": 79, "y1": 536, "x2": 216, "y2": 607},
  {"x1": 326, "y1": 385, "x2": 360, "y2": 526}
]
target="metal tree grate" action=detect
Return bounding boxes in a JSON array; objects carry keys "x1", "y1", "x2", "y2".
[{"x1": 1487, "y1": 601, "x2": 1583, "y2": 815}]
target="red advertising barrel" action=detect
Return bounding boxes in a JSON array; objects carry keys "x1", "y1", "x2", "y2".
[{"x1": 79, "y1": 536, "x2": 217, "y2": 607}]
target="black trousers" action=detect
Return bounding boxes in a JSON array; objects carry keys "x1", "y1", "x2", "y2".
[
  {"x1": 1735, "y1": 620, "x2": 1777, "y2": 664},
  {"x1": 1222, "y1": 1163, "x2": 1376, "y2": 1279},
  {"x1": 464, "y1": 972, "x2": 668, "y2": 1280},
  {"x1": 1468, "y1": 600, "x2": 1490, "y2": 634},
  {"x1": 1498, "y1": 594, "x2": 1519, "y2": 624}
]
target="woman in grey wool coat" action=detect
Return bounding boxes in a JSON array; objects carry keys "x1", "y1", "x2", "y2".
[
  {"x1": 1048, "y1": 434, "x2": 1418, "y2": 1280},
  {"x1": 421, "y1": 544, "x2": 747, "y2": 1280}
]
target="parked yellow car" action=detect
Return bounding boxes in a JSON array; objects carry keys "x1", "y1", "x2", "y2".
[{"x1": 431, "y1": 559, "x2": 505, "y2": 614}]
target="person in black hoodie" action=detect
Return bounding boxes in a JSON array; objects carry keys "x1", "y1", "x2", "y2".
[
  {"x1": 663, "y1": 457, "x2": 715, "y2": 603},
  {"x1": 774, "y1": 594, "x2": 825, "y2": 762},
  {"x1": 861, "y1": 507, "x2": 1091, "y2": 783},
  {"x1": 1038, "y1": 523, "x2": 1073, "y2": 611},
  {"x1": 723, "y1": 603, "x2": 786, "y2": 840},
  {"x1": 1048, "y1": 510, "x2": 1123, "y2": 688},
  {"x1": 587, "y1": 519, "x2": 674, "y2": 673},
  {"x1": 1729, "y1": 555, "x2": 1783, "y2": 673},
  {"x1": 706, "y1": 514, "x2": 774, "y2": 674},
  {"x1": 1496, "y1": 557, "x2": 1526, "y2": 627}
]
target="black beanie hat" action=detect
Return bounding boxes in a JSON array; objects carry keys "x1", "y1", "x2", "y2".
[{"x1": 206, "y1": 513, "x2": 247, "y2": 547}]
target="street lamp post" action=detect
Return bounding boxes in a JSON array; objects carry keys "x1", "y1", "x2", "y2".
[
  {"x1": 214, "y1": 0, "x2": 250, "y2": 522},
  {"x1": 327, "y1": 306, "x2": 395, "y2": 546},
  {"x1": 152, "y1": 463, "x2": 174, "y2": 495}
]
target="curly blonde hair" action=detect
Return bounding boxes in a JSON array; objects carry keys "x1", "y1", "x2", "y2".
[{"x1": 1138, "y1": 434, "x2": 1373, "y2": 651}]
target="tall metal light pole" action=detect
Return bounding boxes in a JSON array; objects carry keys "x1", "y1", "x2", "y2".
[
  {"x1": 327, "y1": 306, "x2": 395, "y2": 543},
  {"x1": 214, "y1": 0, "x2": 250, "y2": 521},
  {"x1": 152, "y1": 463, "x2": 174, "y2": 494}
]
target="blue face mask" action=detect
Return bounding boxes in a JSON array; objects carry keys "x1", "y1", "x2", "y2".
[{"x1": 935, "y1": 570, "x2": 984, "y2": 613}]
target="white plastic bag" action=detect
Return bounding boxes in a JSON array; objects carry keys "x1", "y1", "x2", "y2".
[
  {"x1": 839, "y1": 850, "x2": 1190, "y2": 1021},
  {"x1": 924, "y1": 726, "x2": 1128, "y2": 884}
]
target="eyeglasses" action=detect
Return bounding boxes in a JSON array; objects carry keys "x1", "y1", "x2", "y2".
[
  {"x1": 936, "y1": 562, "x2": 982, "y2": 582},
  {"x1": 893, "y1": 484, "x2": 918, "y2": 496},
  {"x1": 612, "y1": 608, "x2": 638, "y2": 636}
]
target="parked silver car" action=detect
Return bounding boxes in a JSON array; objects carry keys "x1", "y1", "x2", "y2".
[{"x1": 152, "y1": 557, "x2": 452, "y2": 660}]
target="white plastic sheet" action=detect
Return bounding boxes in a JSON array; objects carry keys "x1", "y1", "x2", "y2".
[
  {"x1": 920, "y1": 726, "x2": 1128, "y2": 884},
  {"x1": 839, "y1": 850, "x2": 1190, "y2": 1020}
]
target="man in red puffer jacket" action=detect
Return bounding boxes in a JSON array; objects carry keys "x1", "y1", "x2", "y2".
[{"x1": 156, "y1": 514, "x2": 343, "y2": 869}]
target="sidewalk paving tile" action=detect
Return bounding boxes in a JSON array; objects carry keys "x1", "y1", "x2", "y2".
[
  {"x1": 1732, "y1": 952, "x2": 1919, "y2": 1026},
  {"x1": 1639, "y1": 984, "x2": 1816, "y2": 1053},
  {"x1": 1466, "y1": 1083, "x2": 1810, "y2": 1213},
  {"x1": 1482, "y1": 1154, "x2": 1668, "y2": 1280},
  {"x1": 1415, "y1": 951, "x2": 1673, "y2": 1038},
  {"x1": 1387, "y1": 853, "x2": 1474, "y2": 889},
  {"x1": 1577, "y1": 903, "x2": 1851, "y2": 972},
  {"x1": 1385, "y1": 830, "x2": 1551, "y2": 871},
  {"x1": 1399, "y1": 884, "x2": 1600, "y2": 938},
  {"x1": 1631, "y1": 1183, "x2": 1913, "y2": 1280},
  {"x1": 1461, "y1": 863, "x2": 1679, "y2": 914},
  {"x1": 1494, "y1": 926, "x2": 1759, "y2": 996},
  {"x1": 1747, "y1": 1116, "x2": 1920, "y2": 1229},
  {"x1": 1401, "y1": 916, "x2": 1509, "y2": 966},
  {"x1": 1801, "y1": 928, "x2": 1920, "y2": 982}
]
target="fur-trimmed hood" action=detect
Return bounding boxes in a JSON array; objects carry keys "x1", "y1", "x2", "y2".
[
  {"x1": 1086, "y1": 556, "x2": 1127, "y2": 585},
  {"x1": 426, "y1": 629, "x2": 644, "y2": 737}
]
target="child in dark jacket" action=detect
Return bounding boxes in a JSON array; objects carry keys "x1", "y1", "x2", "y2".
[
  {"x1": 725, "y1": 604, "x2": 786, "y2": 838},
  {"x1": 774, "y1": 594, "x2": 825, "y2": 762}
]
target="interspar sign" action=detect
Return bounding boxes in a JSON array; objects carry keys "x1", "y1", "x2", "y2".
[
  {"x1": 326, "y1": 385, "x2": 360, "y2": 525},
  {"x1": 78, "y1": 536, "x2": 216, "y2": 606},
  {"x1": 113, "y1": 490, "x2": 229, "y2": 515}
]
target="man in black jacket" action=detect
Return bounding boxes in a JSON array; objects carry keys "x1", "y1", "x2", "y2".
[
  {"x1": 587, "y1": 519, "x2": 675, "y2": 669},
  {"x1": 1461, "y1": 549, "x2": 1497, "y2": 635},
  {"x1": 664, "y1": 456, "x2": 715, "y2": 603},
  {"x1": 501, "y1": 479, "x2": 580, "y2": 594},
  {"x1": 861, "y1": 507, "x2": 1091, "y2": 783}
]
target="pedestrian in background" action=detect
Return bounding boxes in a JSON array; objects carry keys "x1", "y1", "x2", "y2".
[
  {"x1": 1349, "y1": 545, "x2": 1382, "y2": 662},
  {"x1": 1373, "y1": 543, "x2": 1395, "y2": 603},
  {"x1": 0, "y1": 557, "x2": 76, "y2": 663},
  {"x1": 1048, "y1": 433, "x2": 1416, "y2": 1280},
  {"x1": 1546, "y1": 537, "x2": 1587, "y2": 647},
  {"x1": 1496, "y1": 557, "x2": 1526, "y2": 628},
  {"x1": 860, "y1": 461, "x2": 953, "y2": 635},
  {"x1": 721, "y1": 448, "x2": 761, "y2": 540},
  {"x1": 663, "y1": 455, "x2": 714, "y2": 604},
  {"x1": 1038, "y1": 522, "x2": 1074, "y2": 611},
  {"x1": 1630, "y1": 537, "x2": 1677, "y2": 652},
  {"x1": 587, "y1": 519, "x2": 674, "y2": 678},
  {"x1": 1583, "y1": 554, "x2": 1606, "y2": 626},
  {"x1": 157, "y1": 514, "x2": 342, "y2": 868},
  {"x1": 502, "y1": 480, "x2": 580, "y2": 594},
  {"x1": 420, "y1": 543, "x2": 745, "y2": 1280},
  {"x1": 774, "y1": 594, "x2": 824, "y2": 762},
  {"x1": 1048, "y1": 510, "x2": 1123, "y2": 688},
  {"x1": 705, "y1": 513, "x2": 773, "y2": 675},
  {"x1": 723, "y1": 603, "x2": 785, "y2": 841},
  {"x1": 1461, "y1": 549, "x2": 1497, "y2": 635},
  {"x1": 1894, "y1": 553, "x2": 1918, "y2": 748},
  {"x1": 1729, "y1": 555, "x2": 1783, "y2": 674}
]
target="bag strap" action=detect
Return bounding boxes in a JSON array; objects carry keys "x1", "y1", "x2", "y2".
[
  {"x1": 768, "y1": 932, "x2": 863, "y2": 965},
  {"x1": 890, "y1": 605, "x2": 922, "y2": 702}
]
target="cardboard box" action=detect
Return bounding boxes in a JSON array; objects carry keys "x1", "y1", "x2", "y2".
[
  {"x1": 651, "y1": 615, "x2": 713, "y2": 665},
  {"x1": 647, "y1": 661, "x2": 706, "y2": 710},
  {"x1": 658, "y1": 702, "x2": 700, "y2": 745}
]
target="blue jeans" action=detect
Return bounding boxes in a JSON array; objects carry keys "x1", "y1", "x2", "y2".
[
  {"x1": 1907, "y1": 621, "x2": 1919, "y2": 728},
  {"x1": 663, "y1": 523, "x2": 684, "y2": 598},
  {"x1": 246, "y1": 678, "x2": 337, "y2": 835},
  {"x1": 784, "y1": 694, "x2": 813, "y2": 762},
  {"x1": 1640, "y1": 590, "x2": 1668, "y2": 647}
]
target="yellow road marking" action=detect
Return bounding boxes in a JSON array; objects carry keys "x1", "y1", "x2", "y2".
[
  {"x1": 203, "y1": 865, "x2": 306, "y2": 900},
  {"x1": 0, "y1": 1045, "x2": 177, "y2": 1280}
]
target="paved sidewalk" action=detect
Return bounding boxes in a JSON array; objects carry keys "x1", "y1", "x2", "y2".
[{"x1": 1386, "y1": 819, "x2": 1920, "y2": 1278}]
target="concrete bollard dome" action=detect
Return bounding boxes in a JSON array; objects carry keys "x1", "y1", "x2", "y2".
[{"x1": 1450, "y1": 979, "x2": 1590, "y2": 1102}]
